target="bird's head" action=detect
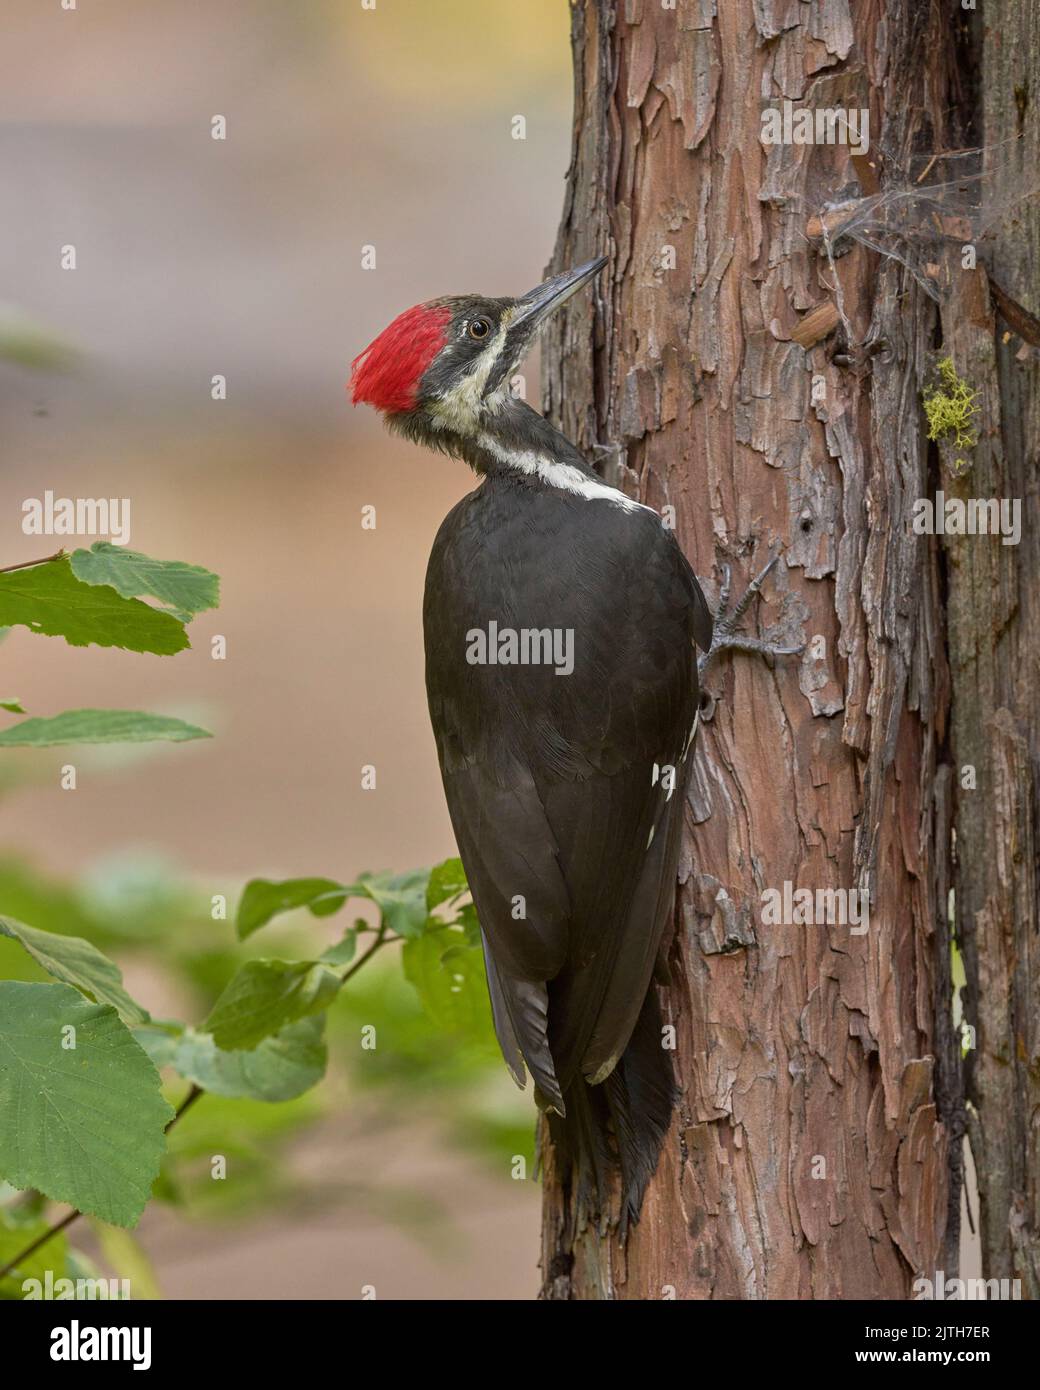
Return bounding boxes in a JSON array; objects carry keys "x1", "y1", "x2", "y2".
[{"x1": 349, "y1": 257, "x2": 607, "y2": 442}]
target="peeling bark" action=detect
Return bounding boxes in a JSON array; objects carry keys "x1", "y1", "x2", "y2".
[
  {"x1": 946, "y1": 2, "x2": 1040, "y2": 1299},
  {"x1": 539, "y1": 0, "x2": 964, "y2": 1300}
]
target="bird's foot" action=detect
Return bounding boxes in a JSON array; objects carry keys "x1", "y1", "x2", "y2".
[{"x1": 697, "y1": 549, "x2": 804, "y2": 679}]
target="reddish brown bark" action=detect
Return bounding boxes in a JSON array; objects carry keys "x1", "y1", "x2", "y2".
[
  {"x1": 945, "y1": 2, "x2": 1040, "y2": 1297},
  {"x1": 538, "y1": 0, "x2": 965, "y2": 1300}
]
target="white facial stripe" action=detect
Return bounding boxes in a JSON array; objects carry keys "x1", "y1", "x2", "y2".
[
  {"x1": 476, "y1": 433, "x2": 653, "y2": 513},
  {"x1": 428, "y1": 322, "x2": 509, "y2": 433}
]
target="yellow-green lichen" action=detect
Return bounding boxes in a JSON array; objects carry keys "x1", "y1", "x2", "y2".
[{"x1": 922, "y1": 356, "x2": 980, "y2": 456}]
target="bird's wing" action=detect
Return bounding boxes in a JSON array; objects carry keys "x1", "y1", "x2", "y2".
[
  {"x1": 424, "y1": 484, "x2": 704, "y2": 1107},
  {"x1": 681, "y1": 546, "x2": 715, "y2": 652},
  {"x1": 441, "y1": 751, "x2": 572, "y2": 1112}
]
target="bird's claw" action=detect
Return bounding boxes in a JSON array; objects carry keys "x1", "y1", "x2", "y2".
[{"x1": 697, "y1": 549, "x2": 804, "y2": 679}]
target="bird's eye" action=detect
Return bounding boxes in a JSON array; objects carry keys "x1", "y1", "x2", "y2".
[{"x1": 468, "y1": 317, "x2": 493, "y2": 341}]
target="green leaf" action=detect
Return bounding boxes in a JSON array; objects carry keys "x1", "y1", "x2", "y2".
[
  {"x1": 0, "y1": 556, "x2": 188, "y2": 654},
  {"x1": 360, "y1": 869, "x2": 430, "y2": 939},
  {"x1": 0, "y1": 709, "x2": 211, "y2": 747},
  {"x1": 237, "y1": 869, "x2": 432, "y2": 943},
  {"x1": 0, "y1": 1216, "x2": 68, "y2": 1300},
  {"x1": 236, "y1": 877, "x2": 348, "y2": 941},
  {"x1": 0, "y1": 982, "x2": 174, "y2": 1227},
  {"x1": 0, "y1": 699, "x2": 25, "y2": 714},
  {"x1": 0, "y1": 916, "x2": 148, "y2": 1026},
  {"x1": 138, "y1": 1017, "x2": 326, "y2": 1102},
  {"x1": 131, "y1": 1026, "x2": 180, "y2": 1075},
  {"x1": 456, "y1": 901, "x2": 482, "y2": 946},
  {"x1": 70, "y1": 543, "x2": 219, "y2": 618},
  {"x1": 202, "y1": 959, "x2": 342, "y2": 1050},
  {"x1": 426, "y1": 857, "x2": 468, "y2": 911},
  {"x1": 319, "y1": 927, "x2": 358, "y2": 967},
  {"x1": 402, "y1": 929, "x2": 491, "y2": 1034}
]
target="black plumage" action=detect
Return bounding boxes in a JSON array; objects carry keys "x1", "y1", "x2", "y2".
[
  {"x1": 424, "y1": 458, "x2": 712, "y2": 1228},
  {"x1": 351, "y1": 259, "x2": 714, "y2": 1231}
]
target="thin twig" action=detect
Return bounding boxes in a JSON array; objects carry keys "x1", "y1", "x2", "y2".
[
  {"x1": 0, "y1": 1207, "x2": 81, "y2": 1279},
  {"x1": 0, "y1": 550, "x2": 66, "y2": 575},
  {"x1": 338, "y1": 923, "x2": 390, "y2": 985}
]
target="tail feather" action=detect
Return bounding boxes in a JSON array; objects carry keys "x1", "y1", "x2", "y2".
[
  {"x1": 604, "y1": 990, "x2": 677, "y2": 1234},
  {"x1": 546, "y1": 989, "x2": 675, "y2": 1238}
]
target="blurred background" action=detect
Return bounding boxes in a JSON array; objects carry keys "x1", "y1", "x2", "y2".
[{"x1": 0, "y1": 0, "x2": 574, "y2": 1299}]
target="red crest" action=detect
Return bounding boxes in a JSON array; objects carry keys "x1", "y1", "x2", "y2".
[{"x1": 350, "y1": 303, "x2": 452, "y2": 413}]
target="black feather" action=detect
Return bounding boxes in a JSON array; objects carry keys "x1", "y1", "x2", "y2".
[{"x1": 423, "y1": 417, "x2": 709, "y2": 1233}]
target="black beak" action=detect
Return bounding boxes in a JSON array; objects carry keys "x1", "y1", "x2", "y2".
[
  {"x1": 481, "y1": 256, "x2": 608, "y2": 400},
  {"x1": 510, "y1": 256, "x2": 609, "y2": 334}
]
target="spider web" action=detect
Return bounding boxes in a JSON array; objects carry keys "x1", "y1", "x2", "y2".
[{"x1": 809, "y1": 142, "x2": 1039, "y2": 305}]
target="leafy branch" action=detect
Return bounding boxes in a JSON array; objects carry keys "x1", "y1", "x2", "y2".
[
  {"x1": 0, "y1": 542, "x2": 219, "y2": 745},
  {"x1": 0, "y1": 856, "x2": 482, "y2": 1293},
  {"x1": 0, "y1": 538, "x2": 493, "y2": 1293},
  {"x1": 0, "y1": 1085, "x2": 202, "y2": 1282}
]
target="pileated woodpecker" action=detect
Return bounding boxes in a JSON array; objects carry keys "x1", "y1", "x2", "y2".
[{"x1": 351, "y1": 258, "x2": 795, "y2": 1231}]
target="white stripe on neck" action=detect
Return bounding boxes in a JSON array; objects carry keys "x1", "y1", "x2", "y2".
[{"x1": 477, "y1": 433, "x2": 652, "y2": 513}]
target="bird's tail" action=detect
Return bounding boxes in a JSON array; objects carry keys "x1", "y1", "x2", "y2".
[{"x1": 545, "y1": 989, "x2": 676, "y2": 1239}]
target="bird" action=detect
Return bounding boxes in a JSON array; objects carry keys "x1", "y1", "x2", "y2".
[{"x1": 350, "y1": 257, "x2": 793, "y2": 1234}]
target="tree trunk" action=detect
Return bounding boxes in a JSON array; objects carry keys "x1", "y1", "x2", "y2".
[
  {"x1": 947, "y1": 3, "x2": 1040, "y2": 1298},
  {"x1": 538, "y1": 0, "x2": 967, "y2": 1300}
]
